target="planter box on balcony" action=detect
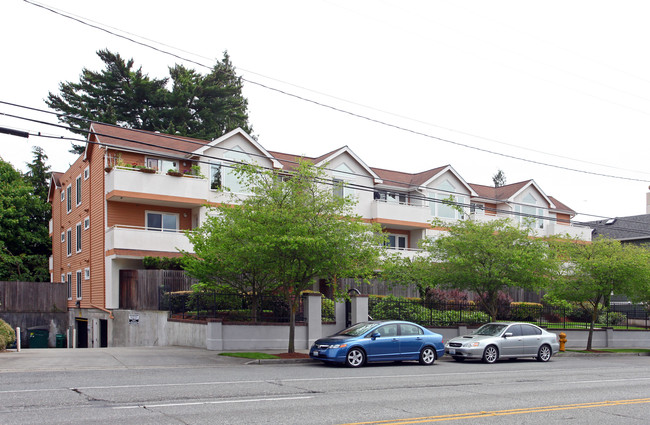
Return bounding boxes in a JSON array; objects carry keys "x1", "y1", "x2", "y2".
[{"x1": 167, "y1": 171, "x2": 184, "y2": 177}]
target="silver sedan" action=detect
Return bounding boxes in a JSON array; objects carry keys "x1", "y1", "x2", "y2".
[{"x1": 445, "y1": 322, "x2": 559, "y2": 363}]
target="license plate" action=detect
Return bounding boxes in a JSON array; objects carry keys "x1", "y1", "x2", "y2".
[{"x1": 449, "y1": 349, "x2": 456, "y2": 355}]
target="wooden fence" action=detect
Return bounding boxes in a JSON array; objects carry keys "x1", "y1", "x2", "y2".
[
  {"x1": 119, "y1": 270, "x2": 196, "y2": 310},
  {"x1": 0, "y1": 281, "x2": 67, "y2": 313}
]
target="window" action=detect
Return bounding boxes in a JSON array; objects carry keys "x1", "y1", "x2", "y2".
[
  {"x1": 375, "y1": 324, "x2": 398, "y2": 337},
  {"x1": 429, "y1": 181, "x2": 467, "y2": 220},
  {"x1": 76, "y1": 270, "x2": 82, "y2": 300},
  {"x1": 61, "y1": 190, "x2": 65, "y2": 202},
  {"x1": 374, "y1": 190, "x2": 407, "y2": 204},
  {"x1": 76, "y1": 223, "x2": 82, "y2": 253},
  {"x1": 332, "y1": 163, "x2": 355, "y2": 199},
  {"x1": 514, "y1": 193, "x2": 545, "y2": 229},
  {"x1": 400, "y1": 324, "x2": 423, "y2": 336},
  {"x1": 84, "y1": 217, "x2": 90, "y2": 230},
  {"x1": 76, "y1": 175, "x2": 82, "y2": 206},
  {"x1": 385, "y1": 234, "x2": 407, "y2": 250},
  {"x1": 60, "y1": 273, "x2": 65, "y2": 284},
  {"x1": 470, "y1": 203, "x2": 485, "y2": 215},
  {"x1": 521, "y1": 324, "x2": 542, "y2": 336},
  {"x1": 210, "y1": 163, "x2": 222, "y2": 190},
  {"x1": 146, "y1": 157, "x2": 178, "y2": 172},
  {"x1": 84, "y1": 268, "x2": 90, "y2": 280},
  {"x1": 66, "y1": 273, "x2": 72, "y2": 300},
  {"x1": 146, "y1": 211, "x2": 178, "y2": 232},
  {"x1": 84, "y1": 166, "x2": 89, "y2": 180},
  {"x1": 61, "y1": 232, "x2": 65, "y2": 243},
  {"x1": 66, "y1": 185, "x2": 72, "y2": 213},
  {"x1": 66, "y1": 228, "x2": 72, "y2": 256}
]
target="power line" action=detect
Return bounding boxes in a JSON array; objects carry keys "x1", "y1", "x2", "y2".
[
  {"x1": 8, "y1": 106, "x2": 650, "y2": 237},
  {"x1": 22, "y1": 1, "x2": 650, "y2": 182}
]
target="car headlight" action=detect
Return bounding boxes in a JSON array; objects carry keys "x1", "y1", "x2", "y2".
[
  {"x1": 329, "y1": 344, "x2": 347, "y2": 349},
  {"x1": 463, "y1": 342, "x2": 480, "y2": 348}
]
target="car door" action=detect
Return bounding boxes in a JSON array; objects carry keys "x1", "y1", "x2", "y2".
[
  {"x1": 520, "y1": 324, "x2": 543, "y2": 355},
  {"x1": 397, "y1": 323, "x2": 425, "y2": 359},
  {"x1": 500, "y1": 324, "x2": 524, "y2": 356},
  {"x1": 364, "y1": 324, "x2": 400, "y2": 361}
]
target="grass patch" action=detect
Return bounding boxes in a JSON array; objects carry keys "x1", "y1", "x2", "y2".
[{"x1": 219, "y1": 352, "x2": 280, "y2": 359}]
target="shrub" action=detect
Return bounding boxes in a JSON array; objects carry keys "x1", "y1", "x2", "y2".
[
  {"x1": 509, "y1": 302, "x2": 543, "y2": 321},
  {"x1": 598, "y1": 311, "x2": 626, "y2": 326},
  {"x1": 322, "y1": 298, "x2": 336, "y2": 321},
  {"x1": 0, "y1": 319, "x2": 16, "y2": 350}
]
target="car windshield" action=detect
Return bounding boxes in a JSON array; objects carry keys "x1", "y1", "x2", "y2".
[
  {"x1": 473, "y1": 324, "x2": 507, "y2": 336},
  {"x1": 337, "y1": 322, "x2": 379, "y2": 337}
]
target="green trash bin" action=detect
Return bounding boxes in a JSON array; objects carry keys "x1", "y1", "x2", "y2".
[
  {"x1": 28, "y1": 326, "x2": 49, "y2": 348},
  {"x1": 56, "y1": 334, "x2": 67, "y2": 348}
]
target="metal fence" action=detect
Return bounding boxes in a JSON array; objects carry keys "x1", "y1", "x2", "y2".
[
  {"x1": 368, "y1": 296, "x2": 650, "y2": 329},
  {"x1": 163, "y1": 291, "x2": 305, "y2": 323}
]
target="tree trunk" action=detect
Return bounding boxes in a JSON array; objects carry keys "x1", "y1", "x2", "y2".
[
  {"x1": 288, "y1": 300, "x2": 296, "y2": 353},
  {"x1": 586, "y1": 307, "x2": 599, "y2": 351}
]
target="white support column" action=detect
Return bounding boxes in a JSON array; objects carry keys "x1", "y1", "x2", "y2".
[
  {"x1": 206, "y1": 319, "x2": 223, "y2": 351},
  {"x1": 304, "y1": 293, "x2": 322, "y2": 349},
  {"x1": 350, "y1": 294, "x2": 369, "y2": 325}
]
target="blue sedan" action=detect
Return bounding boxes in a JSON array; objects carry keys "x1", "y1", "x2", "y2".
[{"x1": 309, "y1": 320, "x2": 445, "y2": 367}]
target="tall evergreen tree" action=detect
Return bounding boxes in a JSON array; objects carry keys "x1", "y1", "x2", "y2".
[
  {"x1": 0, "y1": 154, "x2": 50, "y2": 281},
  {"x1": 47, "y1": 49, "x2": 253, "y2": 154}
]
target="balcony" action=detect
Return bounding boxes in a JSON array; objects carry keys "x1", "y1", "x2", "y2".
[
  {"x1": 105, "y1": 225, "x2": 194, "y2": 254},
  {"x1": 469, "y1": 213, "x2": 592, "y2": 241},
  {"x1": 370, "y1": 200, "x2": 431, "y2": 228},
  {"x1": 105, "y1": 168, "x2": 208, "y2": 207}
]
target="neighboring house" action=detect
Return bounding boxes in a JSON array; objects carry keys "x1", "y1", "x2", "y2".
[
  {"x1": 586, "y1": 214, "x2": 650, "y2": 246},
  {"x1": 48, "y1": 123, "x2": 591, "y2": 346}
]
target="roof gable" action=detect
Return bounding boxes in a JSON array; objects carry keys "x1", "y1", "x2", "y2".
[{"x1": 193, "y1": 128, "x2": 283, "y2": 169}]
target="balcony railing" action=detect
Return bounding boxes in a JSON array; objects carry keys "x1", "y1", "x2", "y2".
[
  {"x1": 105, "y1": 167, "x2": 208, "y2": 206},
  {"x1": 105, "y1": 225, "x2": 194, "y2": 254}
]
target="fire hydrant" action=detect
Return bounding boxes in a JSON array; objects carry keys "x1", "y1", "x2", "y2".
[{"x1": 559, "y1": 332, "x2": 567, "y2": 352}]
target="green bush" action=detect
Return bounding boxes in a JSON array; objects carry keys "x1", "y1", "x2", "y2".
[
  {"x1": 369, "y1": 295, "x2": 490, "y2": 326},
  {"x1": 0, "y1": 319, "x2": 16, "y2": 350},
  {"x1": 598, "y1": 311, "x2": 626, "y2": 326},
  {"x1": 509, "y1": 302, "x2": 543, "y2": 321},
  {"x1": 322, "y1": 298, "x2": 335, "y2": 321}
]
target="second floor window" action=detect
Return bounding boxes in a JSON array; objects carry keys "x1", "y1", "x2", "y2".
[
  {"x1": 66, "y1": 229, "x2": 72, "y2": 256},
  {"x1": 76, "y1": 223, "x2": 82, "y2": 253},
  {"x1": 146, "y1": 211, "x2": 178, "y2": 232},
  {"x1": 76, "y1": 270, "x2": 82, "y2": 300},
  {"x1": 66, "y1": 273, "x2": 72, "y2": 300}
]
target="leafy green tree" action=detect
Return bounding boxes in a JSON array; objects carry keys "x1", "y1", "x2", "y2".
[
  {"x1": 492, "y1": 169, "x2": 506, "y2": 187},
  {"x1": 0, "y1": 156, "x2": 50, "y2": 281},
  {"x1": 183, "y1": 160, "x2": 386, "y2": 352},
  {"x1": 47, "y1": 49, "x2": 253, "y2": 154},
  {"x1": 381, "y1": 254, "x2": 439, "y2": 298},
  {"x1": 420, "y1": 218, "x2": 555, "y2": 320},
  {"x1": 546, "y1": 237, "x2": 650, "y2": 350}
]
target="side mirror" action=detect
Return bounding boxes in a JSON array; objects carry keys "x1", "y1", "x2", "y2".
[
  {"x1": 371, "y1": 332, "x2": 380, "y2": 340},
  {"x1": 503, "y1": 332, "x2": 513, "y2": 338}
]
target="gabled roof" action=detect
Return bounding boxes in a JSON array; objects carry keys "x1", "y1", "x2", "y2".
[
  {"x1": 47, "y1": 172, "x2": 64, "y2": 202},
  {"x1": 89, "y1": 122, "x2": 209, "y2": 158},
  {"x1": 313, "y1": 146, "x2": 382, "y2": 183},
  {"x1": 193, "y1": 128, "x2": 283, "y2": 169},
  {"x1": 548, "y1": 196, "x2": 575, "y2": 214},
  {"x1": 469, "y1": 180, "x2": 556, "y2": 209}
]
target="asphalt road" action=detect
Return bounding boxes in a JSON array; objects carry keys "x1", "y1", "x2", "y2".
[{"x1": 1, "y1": 348, "x2": 649, "y2": 424}]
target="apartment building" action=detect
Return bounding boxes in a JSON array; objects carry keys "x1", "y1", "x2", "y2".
[{"x1": 48, "y1": 123, "x2": 591, "y2": 346}]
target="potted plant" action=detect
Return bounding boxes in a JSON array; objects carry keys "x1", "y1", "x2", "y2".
[{"x1": 167, "y1": 169, "x2": 183, "y2": 177}]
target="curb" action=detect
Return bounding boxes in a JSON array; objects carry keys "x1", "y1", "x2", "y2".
[{"x1": 247, "y1": 358, "x2": 317, "y2": 365}]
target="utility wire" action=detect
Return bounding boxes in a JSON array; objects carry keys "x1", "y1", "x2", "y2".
[
  {"x1": 22, "y1": 1, "x2": 650, "y2": 181},
  {"x1": 8, "y1": 106, "x2": 650, "y2": 237}
]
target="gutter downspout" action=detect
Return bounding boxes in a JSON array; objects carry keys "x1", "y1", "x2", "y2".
[{"x1": 91, "y1": 304, "x2": 114, "y2": 320}]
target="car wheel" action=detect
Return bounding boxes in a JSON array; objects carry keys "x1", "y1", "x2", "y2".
[
  {"x1": 482, "y1": 345, "x2": 499, "y2": 364},
  {"x1": 419, "y1": 347, "x2": 436, "y2": 365},
  {"x1": 536, "y1": 344, "x2": 552, "y2": 362},
  {"x1": 346, "y1": 348, "x2": 366, "y2": 367},
  {"x1": 452, "y1": 356, "x2": 465, "y2": 362}
]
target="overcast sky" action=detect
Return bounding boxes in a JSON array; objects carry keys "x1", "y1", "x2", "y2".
[{"x1": 2, "y1": 0, "x2": 650, "y2": 222}]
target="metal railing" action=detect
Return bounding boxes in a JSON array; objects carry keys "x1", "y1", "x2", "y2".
[{"x1": 368, "y1": 296, "x2": 650, "y2": 329}]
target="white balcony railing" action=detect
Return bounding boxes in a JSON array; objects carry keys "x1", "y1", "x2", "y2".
[
  {"x1": 105, "y1": 167, "x2": 208, "y2": 205},
  {"x1": 371, "y1": 200, "x2": 431, "y2": 224},
  {"x1": 105, "y1": 225, "x2": 194, "y2": 254}
]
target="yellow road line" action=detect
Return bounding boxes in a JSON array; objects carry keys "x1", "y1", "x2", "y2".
[{"x1": 340, "y1": 398, "x2": 650, "y2": 424}]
